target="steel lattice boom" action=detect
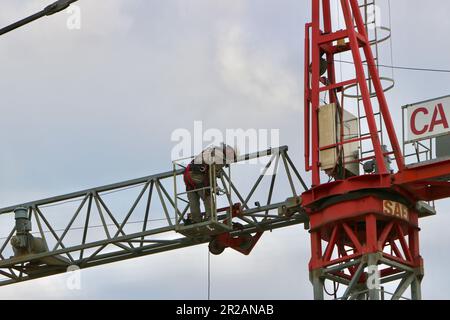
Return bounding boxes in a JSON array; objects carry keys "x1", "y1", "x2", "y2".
[{"x1": 0, "y1": 147, "x2": 308, "y2": 287}]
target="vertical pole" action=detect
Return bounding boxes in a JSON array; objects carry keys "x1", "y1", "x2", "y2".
[
  {"x1": 310, "y1": 228, "x2": 324, "y2": 300},
  {"x1": 227, "y1": 164, "x2": 232, "y2": 228},
  {"x1": 411, "y1": 275, "x2": 422, "y2": 300},
  {"x1": 309, "y1": 230, "x2": 323, "y2": 270},
  {"x1": 409, "y1": 214, "x2": 421, "y2": 264},
  {"x1": 322, "y1": 0, "x2": 337, "y2": 105},
  {"x1": 367, "y1": 253, "x2": 380, "y2": 300},
  {"x1": 210, "y1": 163, "x2": 216, "y2": 222},
  {"x1": 402, "y1": 106, "x2": 406, "y2": 160},
  {"x1": 305, "y1": 23, "x2": 312, "y2": 172},
  {"x1": 366, "y1": 214, "x2": 378, "y2": 252},
  {"x1": 410, "y1": 212, "x2": 423, "y2": 301},
  {"x1": 310, "y1": 269, "x2": 325, "y2": 300},
  {"x1": 311, "y1": 0, "x2": 321, "y2": 186},
  {"x1": 173, "y1": 162, "x2": 178, "y2": 227}
]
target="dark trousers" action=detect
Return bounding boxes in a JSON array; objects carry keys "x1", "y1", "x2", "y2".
[{"x1": 187, "y1": 189, "x2": 213, "y2": 223}]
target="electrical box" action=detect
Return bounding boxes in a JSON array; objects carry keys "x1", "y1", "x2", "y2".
[
  {"x1": 318, "y1": 103, "x2": 360, "y2": 177},
  {"x1": 436, "y1": 134, "x2": 450, "y2": 159}
]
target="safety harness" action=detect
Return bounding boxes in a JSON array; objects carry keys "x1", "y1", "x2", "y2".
[
  {"x1": 183, "y1": 163, "x2": 210, "y2": 191},
  {"x1": 184, "y1": 145, "x2": 236, "y2": 191}
]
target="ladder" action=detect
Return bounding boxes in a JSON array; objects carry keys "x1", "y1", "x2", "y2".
[{"x1": 344, "y1": 0, "x2": 396, "y2": 170}]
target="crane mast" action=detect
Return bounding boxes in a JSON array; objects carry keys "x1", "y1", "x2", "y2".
[{"x1": 303, "y1": 0, "x2": 450, "y2": 300}]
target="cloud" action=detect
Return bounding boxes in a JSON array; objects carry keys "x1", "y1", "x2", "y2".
[
  {"x1": 216, "y1": 25, "x2": 300, "y2": 112},
  {"x1": 77, "y1": 0, "x2": 136, "y2": 37},
  {"x1": 1, "y1": 0, "x2": 450, "y2": 300}
]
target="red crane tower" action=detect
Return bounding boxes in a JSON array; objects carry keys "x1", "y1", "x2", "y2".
[{"x1": 303, "y1": 0, "x2": 450, "y2": 299}]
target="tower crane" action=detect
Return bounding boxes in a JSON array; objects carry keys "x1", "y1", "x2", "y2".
[{"x1": 1, "y1": 0, "x2": 450, "y2": 300}]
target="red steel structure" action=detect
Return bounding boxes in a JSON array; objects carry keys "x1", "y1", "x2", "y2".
[{"x1": 303, "y1": 0, "x2": 450, "y2": 299}]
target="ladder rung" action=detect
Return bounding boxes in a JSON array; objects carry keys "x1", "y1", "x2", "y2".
[
  {"x1": 319, "y1": 136, "x2": 371, "y2": 152},
  {"x1": 360, "y1": 130, "x2": 382, "y2": 137},
  {"x1": 362, "y1": 57, "x2": 378, "y2": 64},
  {"x1": 359, "y1": 2, "x2": 376, "y2": 8},
  {"x1": 319, "y1": 78, "x2": 358, "y2": 93},
  {"x1": 318, "y1": 31, "x2": 349, "y2": 46},
  {"x1": 359, "y1": 112, "x2": 381, "y2": 120}
]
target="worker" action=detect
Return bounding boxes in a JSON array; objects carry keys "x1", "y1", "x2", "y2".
[{"x1": 183, "y1": 144, "x2": 237, "y2": 224}]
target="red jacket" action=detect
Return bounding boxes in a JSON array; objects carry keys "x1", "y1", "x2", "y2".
[{"x1": 183, "y1": 163, "x2": 210, "y2": 191}]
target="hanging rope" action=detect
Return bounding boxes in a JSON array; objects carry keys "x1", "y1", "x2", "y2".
[
  {"x1": 387, "y1": 0, "x2": 395, "y2": 79},
  {"x1": 324, "y1": 280, "x2": 340, "y2": 299},
  {"x1": 207, "y1": 249, "x2": 211, "y2": 300}
]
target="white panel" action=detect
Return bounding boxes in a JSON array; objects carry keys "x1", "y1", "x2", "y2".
[
  {"x1": 319, "y1": 104, "x2": 338, "y2": 171},
  {"x1": 407, "y1": 96, "x2": 450, "y2": 143},
  {"x1": 319, "y1": 104, "x2": 360, "y2": 176}
]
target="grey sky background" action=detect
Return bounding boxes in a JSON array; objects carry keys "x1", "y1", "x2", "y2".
[{"x1": 0, "y1": 0, "x2": 449, "y2": 299}]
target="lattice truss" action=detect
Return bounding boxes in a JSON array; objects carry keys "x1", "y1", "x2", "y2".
[
  {"x1": 0, "y1": 146, "x2": 308, "y2": 286},
  {"x1": 312, "y1": 217, "x2": 423, "y2": 300}
]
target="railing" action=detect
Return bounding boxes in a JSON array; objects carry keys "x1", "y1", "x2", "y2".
[
  {"x1": 172, "y1": 154, "x2": 233, "y2": 237},
  {"x1": 402, "y1": 103, "x2": 434, "y2": 166}
]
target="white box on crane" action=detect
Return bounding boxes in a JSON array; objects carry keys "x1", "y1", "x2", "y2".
[{"x1": 318, "y1": 103, "x2": 360, "y2": 177}]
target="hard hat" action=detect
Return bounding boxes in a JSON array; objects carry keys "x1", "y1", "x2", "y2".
[
  {"x1": 195, "y1": 144, "x2": 238, "y2": 165},
  {"x1": 220, "y1": 143, "x2": 238, "y2": 164}
]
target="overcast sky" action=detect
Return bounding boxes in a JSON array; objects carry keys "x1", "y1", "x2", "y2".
[{"x1": 0, "y1": 0, "x2": 450, "y2": 300}]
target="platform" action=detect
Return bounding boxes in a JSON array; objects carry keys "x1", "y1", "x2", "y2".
[{"x1": 176, "y1": 220, "x2": 233, "y2": 238}]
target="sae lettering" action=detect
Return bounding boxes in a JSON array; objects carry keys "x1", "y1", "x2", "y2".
[{"x1": 383, "y1": 200, "x2": 409, "y2": 221}]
